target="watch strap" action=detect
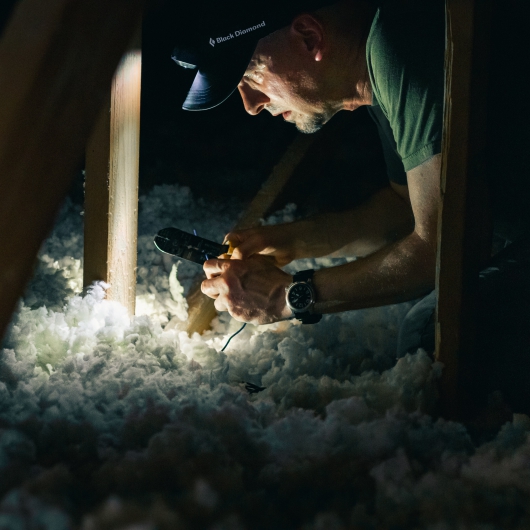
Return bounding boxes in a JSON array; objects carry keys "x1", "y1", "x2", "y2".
[
  {"x1": 293, "y1": 269, "x2": 314, "y2": 282},
  {"x1": 294, "y1": 311, "x2": 322, "y2": 324}
]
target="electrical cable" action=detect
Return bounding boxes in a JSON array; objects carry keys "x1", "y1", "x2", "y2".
[
  {"x1": 221, "y1": 323, "x2": 247, "y2": 352},
  {"x1": 219, "y1": 324, "x2": 266, "y2": 394}
]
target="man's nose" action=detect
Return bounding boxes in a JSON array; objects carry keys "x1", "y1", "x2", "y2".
[{"x1": 237, "y1": 82, "x2": 270, "y2": 115}]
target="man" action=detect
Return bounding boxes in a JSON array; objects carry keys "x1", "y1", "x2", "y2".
[{"x1": 172, "y1": 0, "x2": 444, "y2": 354}]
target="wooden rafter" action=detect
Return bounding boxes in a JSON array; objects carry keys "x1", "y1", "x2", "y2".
[{"x1": 0, "y1": 0, "x2": 148, "y2": 340}]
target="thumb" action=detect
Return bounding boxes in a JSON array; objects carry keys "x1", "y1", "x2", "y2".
[
  {"x1": 223, "y1": 231, "x2": 243, "y2": 249},
  {"x1": 225, "y1": 229, "x2": 265, "y2": 260}
]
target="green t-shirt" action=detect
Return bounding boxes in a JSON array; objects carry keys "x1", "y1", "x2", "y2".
[{"x1": 366, "y1": 0, "x2": 445, "y2": 184}]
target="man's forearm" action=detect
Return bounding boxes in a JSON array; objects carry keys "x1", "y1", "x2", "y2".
[
  {"x1": 202, "y1": 230, "x2": 435, "y2": 325},
  {"x1": 289, "y1": 185, "x2": 414, "y2": 260},
  {"x1": 305, "y1": 156, "x2": 440, "y2": 312},
  {"x1": 313, "y1": 230, "x2": 436, "y2": 313},
  {"x1": 210, "y1": 156, "x2": 440, "y2": 325}
]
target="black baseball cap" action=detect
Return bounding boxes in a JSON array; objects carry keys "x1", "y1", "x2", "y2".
[{"x1": 172, "y1": 1, "x2": 332, "y2": 111}]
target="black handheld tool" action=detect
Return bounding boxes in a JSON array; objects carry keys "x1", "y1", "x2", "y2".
[{"x1": 154, "y1": 227, "x2": 230, "y2": 265}]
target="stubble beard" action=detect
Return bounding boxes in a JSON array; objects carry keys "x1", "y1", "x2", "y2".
[
  {"x1": 267, "y1": 103, "x2": 333, "y2": 134},
  {"x1": 292, "y1": 112, "x2": 328, "y2": 134},
  {"x1": 288, "y1": 101, "x2": 337, "y2": 134}
]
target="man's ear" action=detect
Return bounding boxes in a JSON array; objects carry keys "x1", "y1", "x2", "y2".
[{"x1": 290, "y1": 13, "x2": 324, "y2": 61}]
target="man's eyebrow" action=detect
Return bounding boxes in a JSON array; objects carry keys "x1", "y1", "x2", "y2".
[
  {"x1": 243, "y1": 71, "x2": 260, "y2": 84},
  {"x1": 244, "y1": 71, "x2": 258, "y2": 80},
  {"x1": 242, "y1": 76, "x2": 259, "y2": 91},
  {"x1": 245, "y1": 59, "x2": 265, "y2": 74},
  {"x1": 241, "y1": 59, "x2": 266, "y2": 86}
]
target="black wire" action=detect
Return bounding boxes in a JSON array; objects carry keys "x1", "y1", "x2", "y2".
[
  {"x1": 220, "y1": 323, "x2": 247, "y2": 352},
  {"x1": 244, "y1": 382, "x2": 266, "y2": 394},
  {"x1": 219, "y1": 324, "x2": 267, "y2": 394}
]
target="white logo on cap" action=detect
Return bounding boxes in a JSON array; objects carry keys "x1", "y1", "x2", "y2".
[{"x1": 210, "y1": 21, "x2": 266, "y2": 47}]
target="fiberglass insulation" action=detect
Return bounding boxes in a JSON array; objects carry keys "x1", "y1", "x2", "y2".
[{"x1": 1, "y1": 184, "x2": 530, "y2": 529}]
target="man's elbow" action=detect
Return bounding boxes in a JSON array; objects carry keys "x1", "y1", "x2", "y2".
[{"x1": 411, "y1": 228, "x2": 437, "y2": 283}]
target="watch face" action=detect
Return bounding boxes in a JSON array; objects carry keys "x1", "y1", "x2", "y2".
[{"x1": 287, "y1": 282, "x2": 313, "y2": 312}]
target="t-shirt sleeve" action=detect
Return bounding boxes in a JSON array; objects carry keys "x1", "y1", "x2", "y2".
[
  {"x1": 366, "y1": 1, "x2": 445, "y2": 172},
  {"x1": 367, "y1": 105, "x2": 407, "y2": 185}
]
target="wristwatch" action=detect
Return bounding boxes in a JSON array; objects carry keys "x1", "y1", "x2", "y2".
[{"x1": 285, "y1": 269, "x2": 322, "y2": 324}]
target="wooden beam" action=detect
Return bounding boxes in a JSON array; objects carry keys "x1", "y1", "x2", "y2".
[
  {"x1": 84, "y1": 31, "x2": 142, "y2": 315},
  {"x1": 0, "y1": 0, "x2": 148, "y2": 341},
  {"x1": 183, "y1": 133, "x2": 317, "y2": 336},
  {"x1": 435, "y1": 0, "x2": 493, "y2": 419}
]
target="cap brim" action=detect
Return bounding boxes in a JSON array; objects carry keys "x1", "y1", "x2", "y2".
[{"x1": 182, "y1": 39, "x2": 257, "y2": 111}]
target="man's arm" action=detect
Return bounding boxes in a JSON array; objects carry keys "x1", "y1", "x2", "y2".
[
  {"x1": 314, "y1": 154, "x2": 440, "y2": 312},
  {"x1": 227, "y1": 181, "x2": 414, "y2": 265},
  {"x1": 202, "y1": 154, "x2": 440, "y2": 324}
]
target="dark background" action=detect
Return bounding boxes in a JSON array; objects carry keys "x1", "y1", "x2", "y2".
[
  {"x1": 0, "y1": 0, "x2": 388, "y2": 214},
  {"x1": 138, "y1": 0, "x2": 530, "y2": 228},
  {"x1": 2, "y1": 0, "x2": 528, "y2": 224},
  {"x1": 138, "y1": 1, "x2": 388, "y2": 215}
]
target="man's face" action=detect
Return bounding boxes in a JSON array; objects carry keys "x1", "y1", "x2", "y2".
[{"x1": 237, "y1": 32, "x2": 338, "y2": 134}]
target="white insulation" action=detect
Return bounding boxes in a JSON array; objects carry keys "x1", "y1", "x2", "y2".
[{"x1": 1, "y1": 184, "x2": 530, "y2": 529}]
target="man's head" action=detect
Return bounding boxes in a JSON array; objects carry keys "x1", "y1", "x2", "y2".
[
  {"x1": 237, "y1": 12, "x2": 342, "y2": 134},
  {"x1": 173, "y1": 1, "x2": 374, "y2": 132}
]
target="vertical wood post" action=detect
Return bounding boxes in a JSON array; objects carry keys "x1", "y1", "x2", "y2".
[
  {"x1": 0, "y1": 0, "x2": 147, "y2": 342},
  {"x1": 435, "y1": 0, "x2": 492, "y2": 418},
  {"x1": 84, "y1": 30, "x2": 142, "y2": 315}
]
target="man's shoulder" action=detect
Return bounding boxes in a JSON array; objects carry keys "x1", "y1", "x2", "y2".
[
  {"x1": 366, "y1": 0, "x2": 445, "y2": 173},
  {"x1": 368, "y1": 0, "x2": 445, "y2": 56},
  {"x1": 366, "y1": 0, "x2": 445, "y2": 109},
  {"x1": 374, "y1": 0, "x2": 445, "y2": 18}
]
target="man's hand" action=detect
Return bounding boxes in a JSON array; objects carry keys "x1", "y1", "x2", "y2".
[
  {"x1": 201, "y1": 255, "x2": 293, "y2": 325},
  {"x1": 226, "y1": 184, "x2": 414, "y2": 265},
  {"x1": 225, "y1": 224, "x2": 298, "y2": 266},
  {"x1": 204, "y1": 155, "x2": 439, "y2": 321}
]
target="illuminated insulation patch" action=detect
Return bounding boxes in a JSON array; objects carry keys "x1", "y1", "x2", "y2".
[{"x1": 1, "y1": 184, "x2": 529, "y2": 528}]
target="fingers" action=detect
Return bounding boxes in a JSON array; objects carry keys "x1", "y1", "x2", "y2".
[
  {"x1": 213, "y1": 296, "x2": 228, "y2": 313},
  {"x1": 201, "y1": 273, "x2": 236, "y2": 315},
  {"x1": 223, "y1": 231, "x2": 243, "y2": 248},
  {"x1": 201, "y1": 258, "x2": 236, "y2": 297},
  {"x1": 200, "y1": 254, "x2": 291, "y2": 325},
  {"x1": 203, "y1": 258, "x2": 230, "y2": 279},
  {"x1": 226, "y1": 230, "x2": 266, "y2": 260},
  {"x1": 201, "y1": 275, "x2": 224, "y2": 299},
  {"x1": 224, "y1": 231, "x2": 245, "y2": 259}
]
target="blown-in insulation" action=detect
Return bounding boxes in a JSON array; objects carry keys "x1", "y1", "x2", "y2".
[{"x1": 1, "y1": 184, "x2": 530, "y2": 529}]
